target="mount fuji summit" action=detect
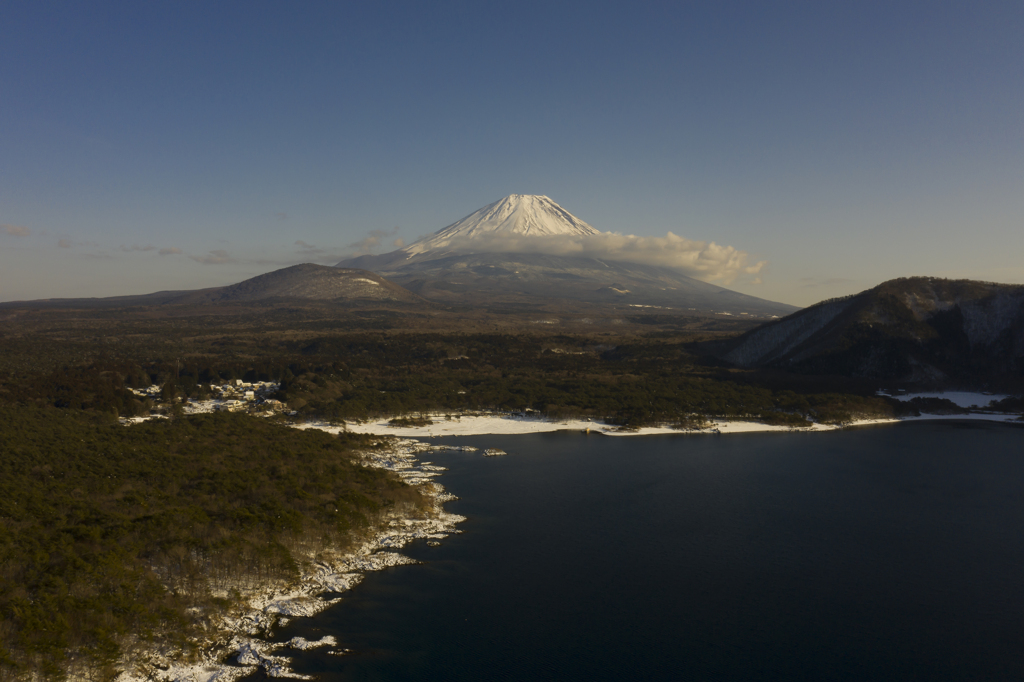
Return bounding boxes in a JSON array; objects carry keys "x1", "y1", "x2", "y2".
[
  {"x1": 403, "y1": 194, "x2": 600, "y2": 255},
  {"x1": 337, "y1": 195, "x2": 798, "y2": 317}
]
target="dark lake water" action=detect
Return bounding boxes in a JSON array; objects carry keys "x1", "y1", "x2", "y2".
[{"x1": 258, "y1": 421, "x2": 1024, "y2": 681}]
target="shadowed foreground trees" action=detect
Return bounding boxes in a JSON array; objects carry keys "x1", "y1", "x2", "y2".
[{"x1": 0, "y1": 407, "x2": 425, "y2": 680}]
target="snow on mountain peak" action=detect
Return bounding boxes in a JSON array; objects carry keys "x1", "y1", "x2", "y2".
[{"x1": 403, "y1": 194, "x2": 600, "y2": 255}]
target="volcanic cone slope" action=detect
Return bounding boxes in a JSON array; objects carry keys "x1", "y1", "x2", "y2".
[{"x1": 337, "y1": 194, "x2": 798, "y2": 317}]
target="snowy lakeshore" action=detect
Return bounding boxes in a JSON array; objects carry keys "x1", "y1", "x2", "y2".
[
  {"x1": 116, "y1": 438, "x2": 468, "y2": 682},
  {"x1": 113, "y1": 390, "x2": 1019, "y2": 680},
  {"x1": 301, "y1": 392, "x2": 1021, "y2": 440},
  {"x1": 127, "y1": 381, "x2": 1021, "y2": 438}
]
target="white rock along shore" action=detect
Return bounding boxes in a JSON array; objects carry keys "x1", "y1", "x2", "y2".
[{"x1": 115, "y1": 437, "x2": 469, "y2": 682}]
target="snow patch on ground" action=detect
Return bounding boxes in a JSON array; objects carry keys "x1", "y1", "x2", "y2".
[
  {"x1": 287, "y1": 636, "x2": 337, "y2": 651},
  {"x1": 300, "y1": 407, "x2": 1020, "y2": 440},
  {"x1": 309, "y1": 413, "x2": 848, "y2": 438}
]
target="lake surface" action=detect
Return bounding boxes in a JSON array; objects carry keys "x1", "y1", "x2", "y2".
[{"x1": 258, "y1": 421, "x2": 1024, "y2": 681}]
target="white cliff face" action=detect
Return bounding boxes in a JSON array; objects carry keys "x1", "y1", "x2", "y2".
[{"x1": 403, "y1": 194, "x2": 600, "y2": 255}]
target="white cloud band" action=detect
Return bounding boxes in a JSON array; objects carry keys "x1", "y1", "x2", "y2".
[{"x1": 434, "y1": 231, "x2": 765, "y2": 284}]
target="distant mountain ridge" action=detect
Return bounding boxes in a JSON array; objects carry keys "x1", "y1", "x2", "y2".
[
  {"x1": 337, "y1": 194, "x2": 799, "y2": 317},
  {"x1": 0, "y1": 264, "x2": 424, "y2": 308},
  {"x1": 720, "y1": 277, "x2": 1024, "y2": 384},
  {"x1": 180, "y1": 264, "x2": 423, "y2": 304}
]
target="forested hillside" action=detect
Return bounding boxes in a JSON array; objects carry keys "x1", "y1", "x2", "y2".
[
  {"x1": 721, "y1": 277, "x2": 1024, "y2": 386},
  {"x1": 0, "y1": 407, "x2": 424, "y2": 680}
]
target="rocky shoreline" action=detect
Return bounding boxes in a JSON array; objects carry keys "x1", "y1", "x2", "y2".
[
  {"x1": 112, "y1": 398, "x2": 1022, "y2": 680},
  {"x1": 115, "y1": 438, "x2": 473, "y2": 682}
]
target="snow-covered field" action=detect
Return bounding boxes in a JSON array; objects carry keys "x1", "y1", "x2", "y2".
[
  {"x1": 302, "y1": 404, "x2": 1019, "y2": 440},
  {"x1": 330, "y1": 414, "x2": 833, "y2": 437}
]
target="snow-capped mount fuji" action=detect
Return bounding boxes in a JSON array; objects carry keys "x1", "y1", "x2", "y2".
[
  {"x1": 403, "y1": 194, "x2": 599, "y2": 255},
  {"x1": 336, "y1": 195, "x2": 799, "y2": 317},
  {"x1": 340, "y1": 194, "x2": 600, "y2": 269}
]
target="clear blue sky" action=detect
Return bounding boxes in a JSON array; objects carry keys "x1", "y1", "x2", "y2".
[{"x1": 2, "y1": 1, "x2": 1022, "y2": 305}]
